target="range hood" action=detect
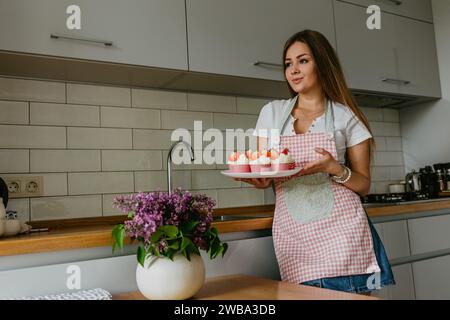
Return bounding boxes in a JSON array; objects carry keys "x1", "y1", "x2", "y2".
[
  {"x1": 0, "y1": 50, "x2": 439, "y2": 108},
  {"x1": 352, "y1": 91, "x2": 425, "y2": 109}
]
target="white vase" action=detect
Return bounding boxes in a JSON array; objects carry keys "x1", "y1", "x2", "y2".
[{"x1": 136, "y1": 253, "x2": 205, "y2": 300}]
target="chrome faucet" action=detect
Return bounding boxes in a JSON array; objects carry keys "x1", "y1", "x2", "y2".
[{"x1": 167, "y1": 138, "x2": 195, "y2": 195}]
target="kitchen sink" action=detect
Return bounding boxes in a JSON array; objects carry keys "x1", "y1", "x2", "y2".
[{"x1": 213, "y1": 214, "x2": 273, "y2": 222}]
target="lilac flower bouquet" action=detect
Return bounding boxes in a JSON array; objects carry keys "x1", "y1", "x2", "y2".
[{"x1": 111, "y1": 189, "x2": 228, "y2": 266}]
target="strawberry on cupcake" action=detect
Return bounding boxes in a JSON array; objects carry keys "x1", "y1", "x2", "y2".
[
  {"x1": 271, "y1": 148, "x2": 295, "y2": 172},
  {"x1": 249, "y1": 149, "x2": 272, "y2": 173},
  {"x1": 227, "y1": 151, "x2": 251, "y2": 173}
]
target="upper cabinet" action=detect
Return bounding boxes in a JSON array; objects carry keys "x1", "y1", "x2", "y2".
[
  {"x1": 0, "y1": 0, "x2": 188, "y2": 70},
  {"x1": 334, "y1": 0, "x2": 441, "y2": 98},
  {"x1": 185, "y1": 0, "x2": 336, "y2": 81},
  {"x1": 341, "y1": 0, "x2": 433, "y2": 23}
]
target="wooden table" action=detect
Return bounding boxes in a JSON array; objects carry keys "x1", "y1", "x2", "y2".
[{"x1": 113, "y1": 274, "x2": 379, "y2": 300}]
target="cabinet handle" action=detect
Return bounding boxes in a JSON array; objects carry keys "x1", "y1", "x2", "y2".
[
  {"x1": 387, "y1": 0, "x2": 403, "y2": 5},
  {"x1": 50, "y1": 33, "x2": 113, "y2": 47},
  {"x1": 253, "y1": 61, "x2": 282, "y2": 68},
  {"x1": 382, "y1": 78, "x2": 411, "y2": 85}
]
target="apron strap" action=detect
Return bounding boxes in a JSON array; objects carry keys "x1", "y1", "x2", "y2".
[
  {"x1": 324, "y1": 99, "x2": 335, "y2": 139},
  {"x1": 278, "y1": 95, "x2": 336, "y2": 140},
  {"x1": 278, "y1": 95, "x2": 298, "y2": 134}
]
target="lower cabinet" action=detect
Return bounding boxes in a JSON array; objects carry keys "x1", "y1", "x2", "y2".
[
  {"x1": 372, "y1": 220, "x2": 415, "y2": 299},
  {"x1": 412, "y1": 255, "x2": 450, "y2": 300}
]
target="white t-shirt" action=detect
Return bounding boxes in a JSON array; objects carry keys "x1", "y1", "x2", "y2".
[{"x1": 253, "y1": 98, "x2": 372, "y2": 164}]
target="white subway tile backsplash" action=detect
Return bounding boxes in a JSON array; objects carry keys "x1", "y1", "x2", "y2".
[
  {"x1": 31, "y1": 195, "x2": 102, "y2": 221},
  {"x1": 0, "y1": 78, "x2": 65, "y2": 103},
  {"x1": 385, "y1": 137, "x2": 402, "y2": 151},
  {"x1": 390, "y1": 166, "x2": 406, "y2": 181},
  {"x1": 0, "y1": 125, "x2": 66, "y2": 149},
  {"x1": 217, "y1": 188, "x2": 265, "y2": 208},
  {"x1": 191, "y1": 170, "x2": 240, "y2": 190},
  {"x1": 360, "y1": 107, "x2": 383, "y2": 122},
  {"x1": 383, "y1": 108, "x2": 400, "y2": 122},
  {"x1": 374, "y1": 181, "x2": 391, "y2": 194},
  {"x1": 102, "y1": 150, "x2": 162, "y2": 171},
  {"x1": 30, "y1": 150, "x2": 101, "y2": 172},
  {"x1": 370, "y1": 122, "x2": 401, "y2": 137},
  {"x1": 236, "y1": 97, "x2": 270, "y2": 115},
  {"x1": 101, "y1": 107, "x2": 160, "y2": 129},
  {"x1": 6, "y1": 198, "x2": 30, "y2": 222},
  {"x1": 132, "y1": 88, "x2": 187, "y2": 110},
  {"x1": 0, "y1": 149, "x2": 29, "y2": 173},
  {"x1": 374, "y1": 152, "x2": 404, "y2": 166},
  {"x1": 188, "y1": 93, "x2": 236, "y2": 113},
  {"x1": 67, "y1": 127, "x2": 132, "y2": 149},
  {"x1": 67, "y1": 83, "x2": 131, "y2": 107},
  {"x1": 30, "y1": 103, "x2": 99, "y2": 127},
  {"x1": 213, "y1": 113, "x2": 258, "y2": 131},
  {"x1": 161, "y1": 110, "x2": 213, "y2": 130},
  {"x1": 371, "y1": 166, "x2": 391, "y2": 182},
  {"x1": 0, "y1": 100, "x2": 29, "y2": 125},
  {"x1": 134, "y1": 171, "x2": 191, "y2": 192},
  {"x1": 162, "y1": 149, "x2": 216, "y2": 171},
  {"x1": 373, "y1": 137, "x2": 386, "y2": 152},
  {"x1": 68, "y1": 172, "x2": 134, "y2": 195},
  {"x1": 133, "y1": 129, "x2": 173, "y2": 150}
]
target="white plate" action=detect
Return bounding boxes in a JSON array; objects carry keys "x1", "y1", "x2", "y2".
[{"x1": 221, "y1": 167, "x2": 302, "y2": 179}]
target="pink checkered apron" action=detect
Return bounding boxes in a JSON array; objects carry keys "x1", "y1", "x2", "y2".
[{"x1": 272, "y1": 98, "x2": 380, "y2": 284}]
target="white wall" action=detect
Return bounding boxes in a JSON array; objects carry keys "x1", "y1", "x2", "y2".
[{"x1": 401, "y1": 0, "x2": 450, "y2": 171}]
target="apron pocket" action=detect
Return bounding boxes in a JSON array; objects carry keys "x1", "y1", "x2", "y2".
[{"x1": 282, "y1": 173, "x2": 334, "y2": 224}]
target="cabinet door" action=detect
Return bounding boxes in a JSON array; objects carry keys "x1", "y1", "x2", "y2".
[
  {"x1": 413, "y1": 255, "x2": 450, "y2": 299},
  {"x1": 0, "y1": 0, "x2": 188, "y2": 70},
  {"x1": 334, "y1": 1, "x2": 400, "y2": 94},
  {"x1": 186, "y1": 0, "x2": 336, "y2": 81},
  {"x1": 408, "y1": 213, "x2": 450, "y2": 255},
  {"x1": 334, "y1": 1, "x2": 441, "y2": 98},
  {"x1": 374, "y1": 220, "x2": 411, "y2": 260},
  {"x1": 393, "y1": 15, "x2": 441, "y2": 97},
  {"x1": 338, "y1": 0, "x2": 433, "y2": 23}
]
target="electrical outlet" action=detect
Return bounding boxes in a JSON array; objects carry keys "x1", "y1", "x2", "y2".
[{"x1": 4, "y1": 176, "x2": 44, "y2": 198}]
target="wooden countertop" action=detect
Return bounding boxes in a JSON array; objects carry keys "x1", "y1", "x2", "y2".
[
  {"x1": 2, "y1": 199, "x2": 450, "y2": 257},
  {"x1": 113, "y1": 274, "x2": 379, "y2": 300}
]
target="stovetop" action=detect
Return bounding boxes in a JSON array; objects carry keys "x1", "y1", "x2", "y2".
[{"x1": 361, "y1": 192, "x2": 450, "y2": 208}]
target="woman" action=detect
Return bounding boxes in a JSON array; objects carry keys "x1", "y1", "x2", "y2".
[{"x1": 240, "y1": 30, "x2": 395, "y2": 295}]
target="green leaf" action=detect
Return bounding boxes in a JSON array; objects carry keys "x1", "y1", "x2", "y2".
[
  {"x1": 181, "y1": 236, "x2": 194, "y2": 251},
  {"x1": 111, "y1": 224, "x2": 125, "y2": 254},
  {"x1": 127, "y1": 211, "x2": 135, "y2": 218},
  {"x1": 137, "y1": 245, "x2": 146, "y2": 267},
  {"x1": 167, "y1": 240, "x2": 180, "y2": 250},
  {"x1": 180, "y1": 220, "x2": 200, "y2": 233},
  {"x1": 150, "y1": 229, "x2": 163, "y2": 243},
  {"x1": 160, "y1": 225, "x2": 178, "y2": 237}
]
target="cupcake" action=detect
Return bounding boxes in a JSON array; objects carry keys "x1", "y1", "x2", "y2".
[
  {"x1": 249, "y1": 150, "x2": 272, "y2": 173},
  {"x1": 227, "y1": 151, "x2": 251, "y2": 173},
  {"x1": 271, "y1": 148, "x2": 295, "y2": 172}
]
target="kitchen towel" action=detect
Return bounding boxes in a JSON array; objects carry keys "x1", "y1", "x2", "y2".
[{"x1": 10, "y1": 288, "x2": 112, "y2": 300}]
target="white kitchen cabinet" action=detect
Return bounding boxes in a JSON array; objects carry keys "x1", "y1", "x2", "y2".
[
  {"x1": 186, "y1": 0, "x2": 336, "y2": 81},
  {"x1": 412, "y1": 255, "x2": 450, "y2": 299},
  {"x1": 337, "y1": 0, "x2": 433, "y2": 23},
  {"x1": 334, "y1": 1, "x2": 441, "y2": 98},
  {"x1": 0, "y1": 0, "x2": 188, "y2": 70},
  {"x1": 372, "y1": 221, "x2": 415, "y2": 299},
  {"x1": 407, "y1": 213, "x2": 450, "y2": 255}
]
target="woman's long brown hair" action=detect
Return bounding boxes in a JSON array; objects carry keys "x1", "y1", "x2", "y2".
[{"x1": 282, "y1": 30, "x2": 375, "y2": 163}]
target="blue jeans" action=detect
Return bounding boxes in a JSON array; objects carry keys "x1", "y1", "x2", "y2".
[{"x1": 301, "y1": 216, "x2": 396, "y2": 294}]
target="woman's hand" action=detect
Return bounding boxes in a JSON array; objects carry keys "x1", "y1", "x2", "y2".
[
  {"x1": 300, "y1": 147, "x2": 344, "y2": 176},
  {"x1": 235, "y1": 178, "x2": 273, "y2": 189}
]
